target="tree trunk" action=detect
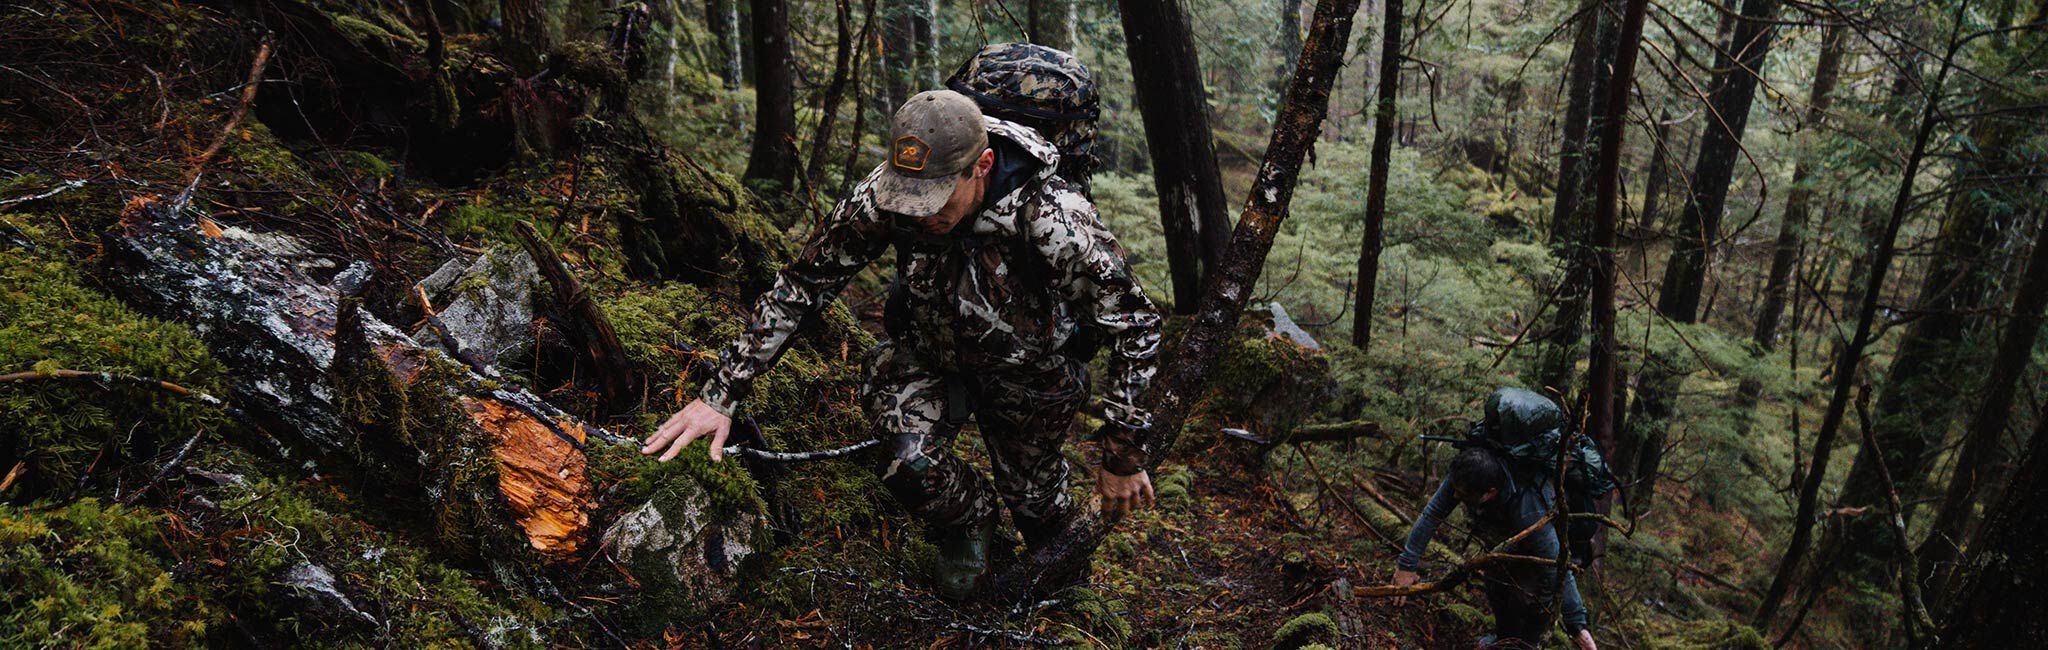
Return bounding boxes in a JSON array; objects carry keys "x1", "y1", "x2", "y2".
[
  {"x1": 499, "y1": 0, "x2": 553, "y2": 74},
  {"x1": 1726, "y1": 23, "x2": 1846, "y2": 437},
  {"x1": 1118, "y1": 0, "x2": 1235, "y2": 314},
  {"x1": 1531, "y1": 0, "x2": 1619, "y2": 393},
  {"x1": 1919, "y1": 208, "x2": 2048, "y2": 598},
  {"x1": 1585, "y1": 0, "x2": 1653, "y2": 463},
  {"x1": 1932, "y1": 401, "x2": 2048, "y2": 647},
  {"x1": 996, "y1": 0, "x2": 1363, "y2": 596},
  {"x1": 1618, "y1": 0, "x2": 1782, "y2": 507},
  {"x1": 742, "y1": 0, "x2": 799, "y2": 192},
  {"x1": 707, "y1": 0, "x2": 744, "y2": 89},
  {"x1": 1349, "y1": 0, "x2": 1402, "y2": 351},
  {"x1": 1823, "y1": 27, "x2": 2039, "y2": 584},
  {"x1": 1275, "y1": 0, "x2": 1304, "y2": 98},
  {"x1": 803, "y1": 0, "x2": 866, "y2": 191},
  {"x1": 105, "y1": 206, "x2": 601, "y2": 567},
  {"x1": 1753, "y1": 21, "x2": 1963, "y2": 628},
  {"x1": 1636, "y1": 108, "x2": 1673, "y2": 232}
]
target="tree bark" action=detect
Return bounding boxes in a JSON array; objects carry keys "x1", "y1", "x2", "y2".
[
  {"x1": 707, "y1": 0, "x2": 744, "y2": 89},
  {"x1": 803, "y1": 0, "x2": 868, "y2": 191},
  {"x1": 1753, "y1": 18, "x2": 1963, "y2": 627},
  {"x1": 742, "y1": 0, "x2": 800, "y2": 192},
  {"x1": 105, "y1": 205, "x2": 601, "y2": 566},
  {"x1": 1119, "y1": 0, "x2": 1235, "y2": 313},
  {"x1": 1349, "y1": 0, "x2": 1402, "y2": 350},
  {"x1": 1636, "y1": 108, "x2": 1673, "y2": 232},
  {"x1": 1617, "y1": 0, "x2": 1782, "y2": 507},
  {"x1": 1726, "y1": 23, "x2": 1846, "y2": 439},
  {"x1": 1531, "y1": 0, "x2": 1619, "y2": 394},
  {"x1": 1918, "y1": 208, "x2": 2048, "y2": 599},
  {"x1": 1585, "y1": 0, "x2": 1653, "y2": 466},
  {"x1": 996, "y1": 0, "x2": 1363, "y2": 597},
  {"x1": 499, "y1": 0, "x2": 553, "y2": 74},
  {"x1": 1931, "y1": 401, "x2": 2048, "y2": 647}
]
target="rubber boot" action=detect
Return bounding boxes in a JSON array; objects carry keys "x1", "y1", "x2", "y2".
[{"x1": 933, "y1": 514, "x2": 995, "y2": 601}]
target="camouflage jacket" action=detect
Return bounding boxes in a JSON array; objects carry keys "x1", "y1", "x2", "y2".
[{"x1": 702, "y1": 117, "x2": 1164, "y2": 475}]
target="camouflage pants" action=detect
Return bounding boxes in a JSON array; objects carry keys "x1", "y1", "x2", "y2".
[{"x1": 863, "y1": 341, "x2": 1088, "y2": 542}]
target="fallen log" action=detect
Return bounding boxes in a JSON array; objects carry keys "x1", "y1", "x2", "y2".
[{"x1": 104, "y1": 200, "x2": 593, "y2": 562}]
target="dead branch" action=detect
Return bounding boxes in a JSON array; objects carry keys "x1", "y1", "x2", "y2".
[
  {"x1": 514, "y1": 220, "x2": 638, "y2": 412},
  {"x1": 168, "y1": 37, "x2": 273, "y2": 216}
]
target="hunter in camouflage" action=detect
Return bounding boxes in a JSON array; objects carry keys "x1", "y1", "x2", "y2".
[{"x1": 645, "y1": 87, "x2": 1161, "y2": 600}]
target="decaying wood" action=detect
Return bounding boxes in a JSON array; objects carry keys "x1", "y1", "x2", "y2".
[
  {"x1": 104, "y1": 203, "x2": 594, "y2": 561},
  {"x1": 513, "y1": 220, "x2": 638, "y2": 412}
]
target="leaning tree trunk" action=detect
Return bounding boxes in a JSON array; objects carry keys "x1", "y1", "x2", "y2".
[
  {"x1": 996, "y1": 0, "x2": 1364, "y2": 599},
  {"x1": 803, "y1": 0, "x2": 866, "y2": 191},
  {"x1": 1930, "y1": 401, "x2": 2048, "y2": 647},
  {"x1": 742, "y1": 0, "x2": 800, "y2": 193},
  {"x1": 1619, "y1": 0, "x2": 1782, "y2": 507},
  {"x1": 1918, "y1": 206, "x2": 2048, "y2": 598},
  {"x1": 1753, "y1": 18, "x2": 1964, "y2": 627},
  {"x1": 1349, "y1": 0, "x2": 1402, "y2": 351},
  {"x1": 1821, "y1": 10, "x2": 2043, "y2": 585},
  {"x1": 1119, "y1": 0, "x2": 1235, "y2": 314}
]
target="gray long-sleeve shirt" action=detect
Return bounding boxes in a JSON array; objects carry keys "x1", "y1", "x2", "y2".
[{"x1": 1398, "y1": 471, "x2": 1590, "y2": 632}]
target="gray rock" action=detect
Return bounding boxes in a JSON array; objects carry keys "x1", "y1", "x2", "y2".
[
  {"x1": 1265, "y1": 302, "x2": 1321, "y2": 351},
  {"x1": 601, "y1": 494, "x2": 762, "y2": 604},
  {"x1": 413, "y1": 246, "x2": 541, "y2": 368}
]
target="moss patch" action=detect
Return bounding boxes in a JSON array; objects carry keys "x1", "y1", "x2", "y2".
[
  {"x1": 0, "y1": 249, "x2": 229, "y2": 498},
  {"x1": 0, "y1": 499, "x2": 218, "y2": 647}
]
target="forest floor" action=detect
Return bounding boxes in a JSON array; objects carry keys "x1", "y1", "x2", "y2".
[{"x1": 0, "y1": 1, "x2": 1869, "y2": 647}]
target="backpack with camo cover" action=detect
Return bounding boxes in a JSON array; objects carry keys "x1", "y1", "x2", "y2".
[{"x1": 946, "y1": 43, "x2": 1100, "y2": 192}]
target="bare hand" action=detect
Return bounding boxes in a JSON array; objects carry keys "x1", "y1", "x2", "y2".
[
  {"x1": 1390, "y1": 568, "x2": 1420, "y2": 607},
  {"x1": 1094, "y1": 467, "x2": 1154, "y2": 517},
  {"x1": 643, "y1": 399, "x2": 734, "y2": 462},
  {"x1": 1574, "y1": 629, "x2": 1597, "y2": 650}
]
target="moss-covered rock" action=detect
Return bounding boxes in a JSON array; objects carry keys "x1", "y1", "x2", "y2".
[{"x1": 1272, "y1": 611, "x2": 1339, "y2": 649}]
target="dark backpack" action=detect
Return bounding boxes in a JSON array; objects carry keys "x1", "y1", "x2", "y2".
[
  {"x1": 946, "y1": 43, "x2": 1100, "y2": 193},
  {"x1": 1434, "y1": 387, "x2": 1618, "y2": 566}
]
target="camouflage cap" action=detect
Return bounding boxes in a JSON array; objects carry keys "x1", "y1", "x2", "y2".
[
  {"x1": 876, "y1": 90, "x2": 990, "y2": 217},
  {"x1": 945, "y1": 43, "x2": 1099, "y2": 124}
]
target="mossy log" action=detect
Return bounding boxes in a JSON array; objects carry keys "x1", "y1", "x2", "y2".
[{"x1": 103, "y1": 202, "x2": 592, "y2": 562}]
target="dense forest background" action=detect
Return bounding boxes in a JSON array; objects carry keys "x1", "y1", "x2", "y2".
[{"x1": 1, "y1": 0, "x2": 2044, "y2": 646}]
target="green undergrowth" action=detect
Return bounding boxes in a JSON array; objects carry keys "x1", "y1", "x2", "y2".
[
  {"x1": 0, "y1": 499, "x2": 216, "y2": 648},
  {"x1": 0, "y1": 245, "x2": 230, "y2": 499}
]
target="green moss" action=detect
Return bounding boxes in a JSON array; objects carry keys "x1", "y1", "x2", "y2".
[
  {"x1": 199, "y1": 459, "x2": 554, "y2": 647},
  {"x1": 1272, "y1": 611, "x2": 1338, "y2": 649},
  {"x1": 1638, "y1": 618, "x2": 1767, "y2": 649},
  {"x1": 1154, "y1": 464, "x2": 1193, "y2": 504},
  {"x1": 0, "y1": 499, "x2": 219, "y2": 647},
  {"x1": 223, "y1": 120, "x2": 309, "y2": 182},
  {"x1": 330, "y1": 13, "x2": 424, "y2": 53},
  {"x1": 0, "y1": 249, "x2": 229, "y2": 498}
]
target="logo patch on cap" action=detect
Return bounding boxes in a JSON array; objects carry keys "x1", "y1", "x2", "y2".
[{"x1": 892, "y1": 135, "x2": 930, "y2": 171}]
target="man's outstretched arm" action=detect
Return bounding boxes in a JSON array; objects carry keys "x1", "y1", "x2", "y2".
[
  {"x1": 645, "y1": 170, "x2": 892, "y2": 461},
  {"x1": 1029, "y1": 188, "x2": 1162, "y2": 477}
]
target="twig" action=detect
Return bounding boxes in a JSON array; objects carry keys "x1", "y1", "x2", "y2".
[
  {"x1": 168, "y1": 37, "x2": 274, "y2": 216},
  {"x1": 119, "y1": 428, "x2": 206, "y2": 504},
  {"x1": 0, "y1": 178, "x2": 85, "y2": 208},
  {"x1": 721, "y1": 439, "x2": 879, "y2": 462}
]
